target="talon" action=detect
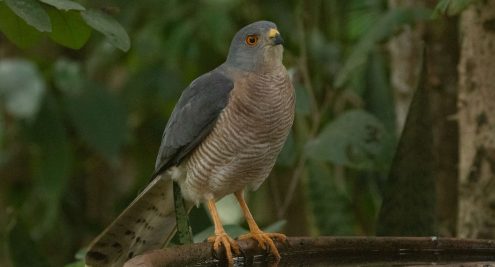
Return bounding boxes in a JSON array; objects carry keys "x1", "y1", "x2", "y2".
[
  {"x1": 239, "y1": 231, "x2": 286, "y2": 262},
  {"x1": 271, "y1": 233, "x2": 287, "y2": 242},
  {"x1": 208, "y1": 232, "x2": 240, "y2": 266}
]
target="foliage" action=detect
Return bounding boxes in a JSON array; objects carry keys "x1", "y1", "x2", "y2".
[
  {"x1": 334, "y1": 7, "x2": 431, "y2": 87},
  {"x1": 305, "y1": 109, "x2": 393, "y2": 170},
  {"x1": 7, "y1": 219, "x2": 50, "y2": 267},
  {"x1": 63, "y1": 81, "x2": 127, "y2": 159},
  {"x1": 80, "y1": 10, "x2": 129, "y2": 51},
  {"x1": 0, "y1": 0, "x2": 128, "y2": 50},
  {"x1": 433, "y1": 0, "x2": 480, "y2": 17},
  {"x1": 0, "y1": 0, "x2": 437, "y2": 266},
  {"x1": 0, "y1": 59, "x2": 45, "y2": 119}
]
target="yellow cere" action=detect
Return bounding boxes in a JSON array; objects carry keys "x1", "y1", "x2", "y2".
[{"x1": 268, "y1": 28, "x2": 280, "y2": 38}]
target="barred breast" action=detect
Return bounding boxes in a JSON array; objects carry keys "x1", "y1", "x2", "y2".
[{"x1": 179, "y1": 68, "x2": 294, "y2": 204}]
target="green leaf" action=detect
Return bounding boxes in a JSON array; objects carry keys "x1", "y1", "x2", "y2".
[
  {"x1": 39, "y1": 0, "x2": 85, "y2": 11},
  {"x1": 0, "y1": 115, "x2": 4, "y2": 165},
  {"x1": 334, "y1": 7, "x2": 431, "y2": 88},
  {"x1": 0, "y1": 2, "x2": 42, "y2": 48},
  {"x1": 74, "y1": 248, "x2": 87, "y2": 260},
  {"x1": 162, "y1": 20, "x2": 195, "y2": 70},
  {"x1": 263, "y1": 220, "x2": 287, "y2": 232},
  {"x1": 46, "y1": 7, "x2": 91, "y2": 49},
  {"x1": 81, "y1": 9, "x2": 130, "y2": 52},
  {"x1": 276, "y1": 131, "x2": 296, "y2": 166},
  {"x1": 7, "y1": 219, "x2": 50, "y2": 267},
  {"x1": 28, "y1": 96, "x2": 73, "y2": 236},
  {"x1": 61, "y1": 248, "x2": 87, "y2": 267},
  {"x1": 197, "y1": 2, "x2": 234, "y2": 54},
  {"x1": 0, "y1": 59, "x2": 45, "y2": 119},
  {"x1": 365, "y1": 50, "x2": 396, "y2": 133},
  {"x1": 4, "y1": 0, "x2": 51, "y2": 32},
  {"x1": 64, "y1": 261, "x2": 85, "y2": 267},
  {"x1": 307, "y1": 29, "x2": 340, "y2": 77},
  {"x1": 307, "y1": 161, "x2": 355, "y2": 234},
  {"x1": 305, "y1": 110, "x2": 392, "y2": 170},
  {"x1": 295, "y1": 83, "x2": 311, "y2": 115},
  {"x1": 53, "y1": 58, "x2": 84, "y2": 93},
  {"x1": 63, "y1": 82, "x2": 127, "y2": 159},
  {"x1": 346, "y1": 3, "x2": 382, "y2": 41},
  {"x1": 433, "y1": 0, "x2": 478, "y2": 17}
]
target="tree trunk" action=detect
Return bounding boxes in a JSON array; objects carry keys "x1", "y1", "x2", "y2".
[
  {"x1": 388, "y1": 0, "x2": 424, "y2": 135},
  {"x1": 377, "y1": 47, "x2": 436, "y2": 236},
  {"x1": 424, "y1": 17, "x2": 459, "y2": 237},
  {"x1": 458, "y1": 0, "x2": 495, "y2": 239},
  {"x1": 387, "y1": 0, "x2": 459, "y2": 237}
]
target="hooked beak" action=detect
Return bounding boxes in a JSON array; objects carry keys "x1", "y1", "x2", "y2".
[{"x1": 268, "y1": 28, "x2": 284, "y2": 45}]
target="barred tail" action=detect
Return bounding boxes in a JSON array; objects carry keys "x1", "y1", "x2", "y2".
[{"x1": 85, "y1": 175, "x2": 177, "y2": 267}]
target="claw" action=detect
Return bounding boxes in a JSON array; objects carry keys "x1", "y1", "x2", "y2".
[
  {"x1": 208, "y1": 232, "x2": 240, "y2": 266},
  {"x1": 239, "y1": 231, "x2": 286, "y2": 262}
]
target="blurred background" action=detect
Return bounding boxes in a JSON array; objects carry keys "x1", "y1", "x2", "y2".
[{"x1": 2, "y1": 0, "x2": 493, "y2": 266}]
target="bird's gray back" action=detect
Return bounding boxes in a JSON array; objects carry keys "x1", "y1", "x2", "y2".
[{"x1": 153, "y1": 70, "x2": 234, "y2": 176}]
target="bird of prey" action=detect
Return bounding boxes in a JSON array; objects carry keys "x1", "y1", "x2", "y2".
[{"x1": 85, "y1": 20, "x2": 295, "y2": 266}]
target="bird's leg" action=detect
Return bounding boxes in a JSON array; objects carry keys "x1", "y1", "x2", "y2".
[
  {"x1": 206, "y1": 198, "x2": 240, "y2": 266},
  {"x1": 235, "y1": 191, "x2": 286, "y2": 261}
]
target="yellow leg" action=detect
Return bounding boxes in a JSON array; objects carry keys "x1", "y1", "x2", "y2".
[
  {"x1": 235, "y1": 191, "x2": 286, "y2": 262},
  {"x1": 206, "y1": 198, "x2": 240, "y2": 266}
]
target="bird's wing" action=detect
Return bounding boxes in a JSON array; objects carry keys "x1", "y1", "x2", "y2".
[
  {"x1": 153, "y1": 68, "x2": 234, "y2": 176},
  {"x1": 85, "y1": 69, "x2": 234, "y2": 267}
]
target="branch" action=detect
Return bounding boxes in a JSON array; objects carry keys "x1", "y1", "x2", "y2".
[
  {"x1": 124, "y1": 236, "x2": 495, "y2": 266},
  {"x1": 173, "y1": 182, "x2": 193, "y2": 244}
]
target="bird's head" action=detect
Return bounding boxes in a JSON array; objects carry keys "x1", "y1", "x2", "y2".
[{"x1": 226, "y1": 21, "x2": 284, "y2": 72}]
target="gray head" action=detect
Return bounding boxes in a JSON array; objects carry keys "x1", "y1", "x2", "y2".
[{"x1": 225, "y1": 21, "x2": 284, "y2": 72}]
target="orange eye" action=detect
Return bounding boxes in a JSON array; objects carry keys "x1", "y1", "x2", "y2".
[{"x1": 245, "y1": 34, "x2": 258, "y2": 46}]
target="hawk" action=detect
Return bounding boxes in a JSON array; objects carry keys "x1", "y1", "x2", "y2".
[{"x1": 86, "y1": 20, "x2": 295, "y2": 266}]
